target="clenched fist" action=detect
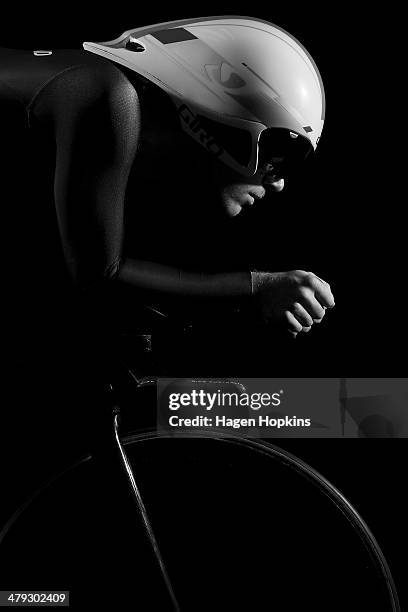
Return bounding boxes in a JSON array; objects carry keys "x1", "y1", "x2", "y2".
[{"x1": 251, "y1": 270, "x2": 335, "y2": 336}]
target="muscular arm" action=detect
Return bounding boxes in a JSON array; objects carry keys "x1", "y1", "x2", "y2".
[{"x1": 32, "y1": 60, "x2": 251, "y2": 314}]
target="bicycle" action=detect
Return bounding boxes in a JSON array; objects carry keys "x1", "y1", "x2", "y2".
[{"x1": 0, "y1": 317, "x2": 401, "y2": 610}]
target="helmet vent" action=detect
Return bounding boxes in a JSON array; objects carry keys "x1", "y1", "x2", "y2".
[{"x1": 125, "y1": 38, "x2": 145, "y2": 52}]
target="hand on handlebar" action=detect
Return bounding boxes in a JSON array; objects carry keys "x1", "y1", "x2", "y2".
[{"x1": 251, "y1": 269, "x2": 335, "y2": 337}]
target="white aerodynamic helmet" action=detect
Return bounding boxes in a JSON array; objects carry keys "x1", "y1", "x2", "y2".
[{"x1": 84, "y1": 16, "x2": 325, "y2": 177}]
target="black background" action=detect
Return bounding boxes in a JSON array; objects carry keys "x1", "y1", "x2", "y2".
[{"x1": 0, "y1": 4, "x2": 406, "y2": 609}]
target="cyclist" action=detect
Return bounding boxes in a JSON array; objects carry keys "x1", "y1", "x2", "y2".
[
  {"x1": 1, "y1": 17, "x2": 334, "y2": 358},
  {"x1": 0, "y1": 14, "x2": 334, "y2": 538}
]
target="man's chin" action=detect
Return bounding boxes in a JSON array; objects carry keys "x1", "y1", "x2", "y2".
[{"x1": 266, "y1": 178, "x2": 285, "y2": 192}]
